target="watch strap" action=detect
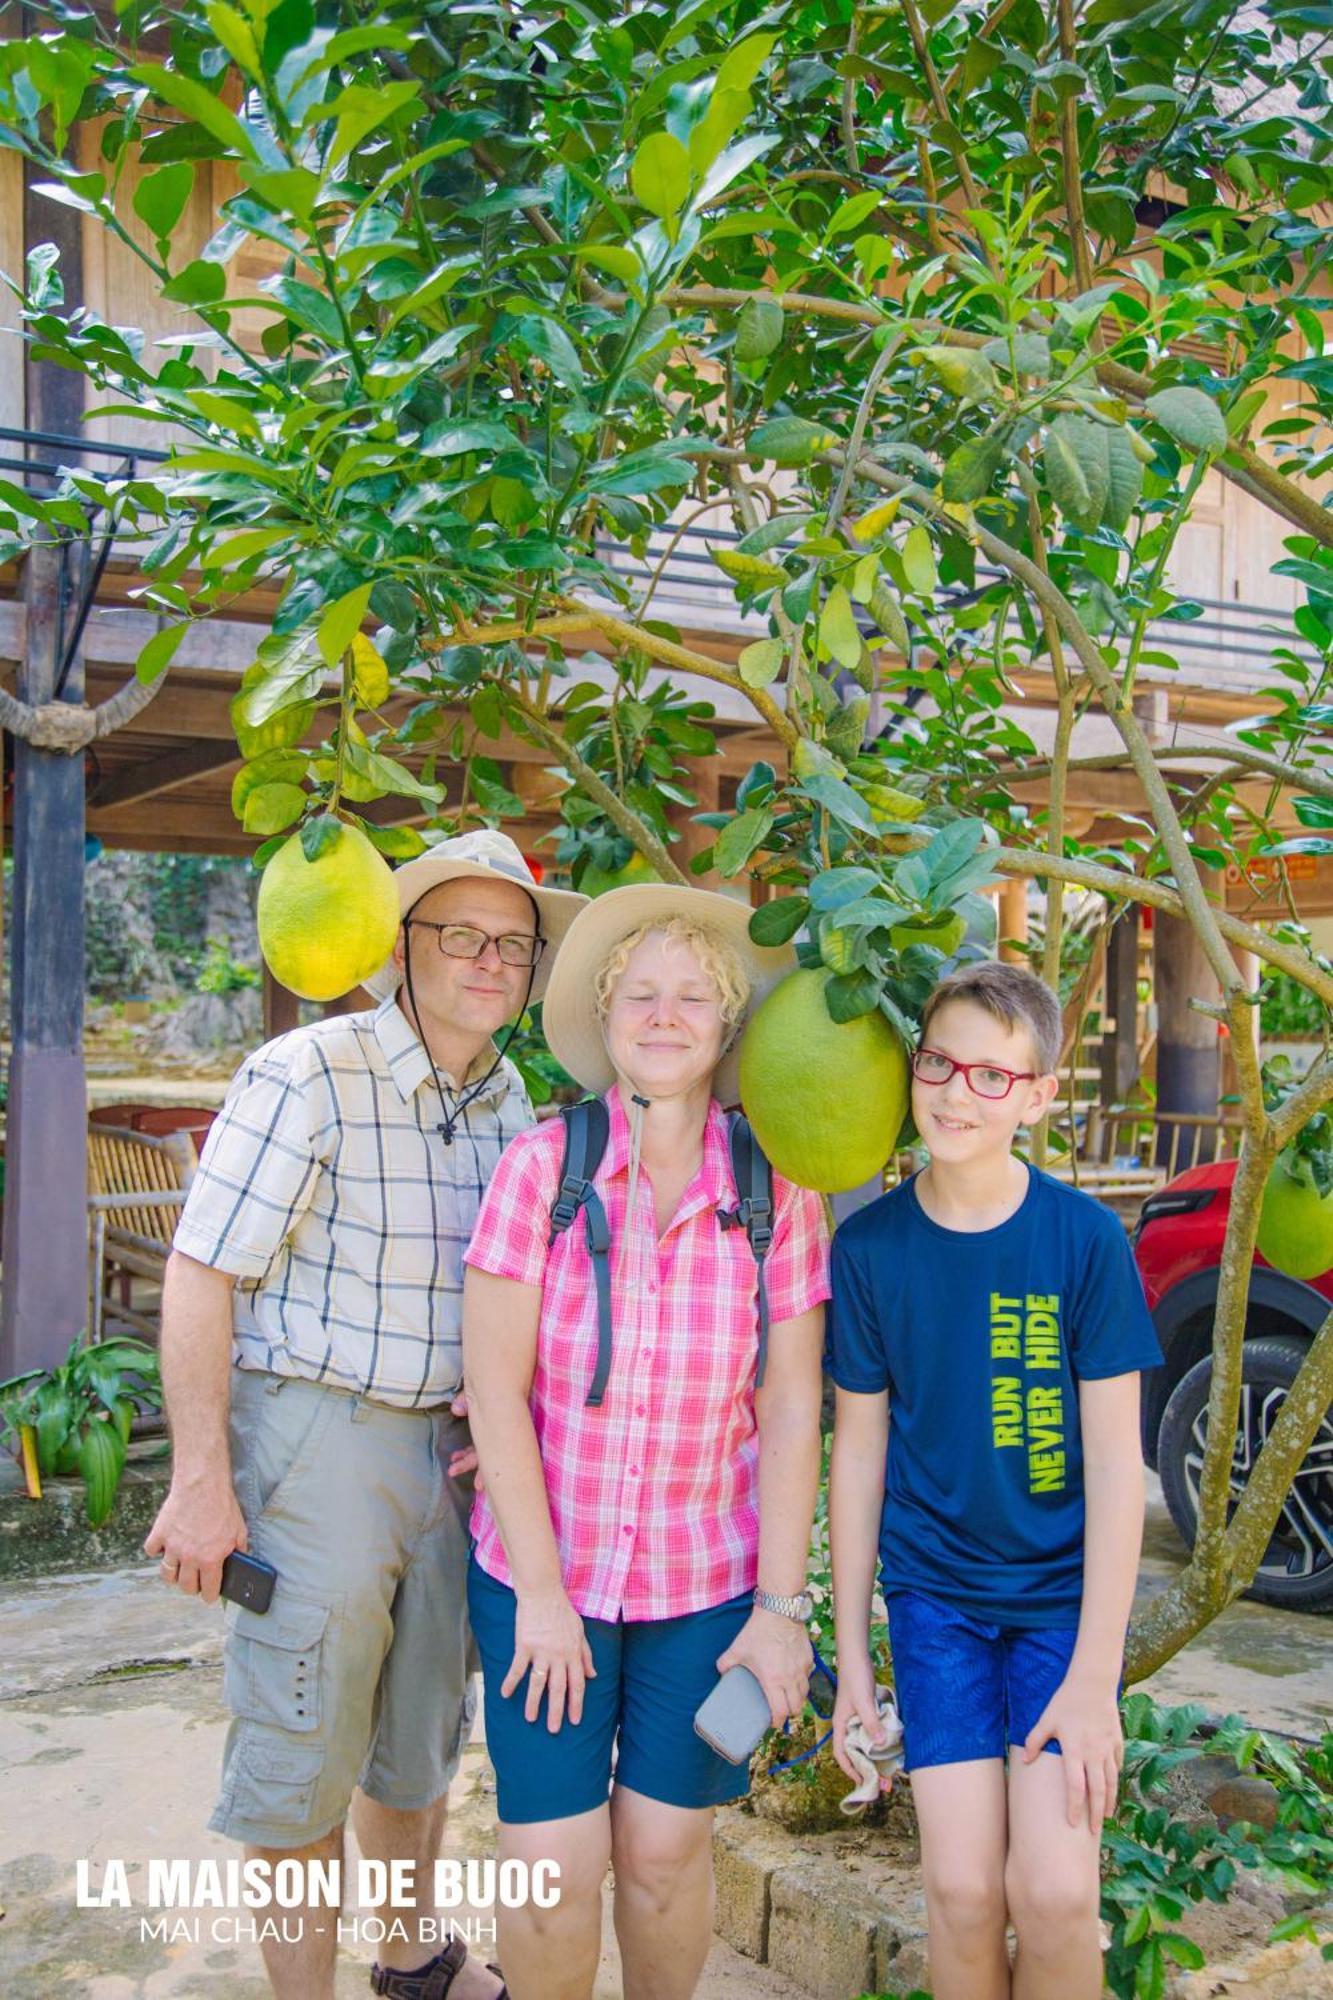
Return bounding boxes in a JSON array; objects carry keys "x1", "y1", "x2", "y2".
[{"x1": 753, "y1": 1586, "x2": 812, "y2": 1623}]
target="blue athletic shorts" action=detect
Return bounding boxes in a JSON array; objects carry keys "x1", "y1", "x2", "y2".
[
  {"x1": 886, "y1": 1588, "x2": 1086, "y2": 1773},
  {"x1": 467, "y1": 1556, "x2": 755, "y2": 1824}
]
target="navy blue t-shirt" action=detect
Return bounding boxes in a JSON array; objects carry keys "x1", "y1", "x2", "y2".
[{"x1": 828, "y1": 1165, "x2": 1162, "y2": 1629}]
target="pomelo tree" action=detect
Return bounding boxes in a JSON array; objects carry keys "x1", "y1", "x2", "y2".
[{"x1": 2, "y1": 0, "x2": 1331, "y2": 1673}]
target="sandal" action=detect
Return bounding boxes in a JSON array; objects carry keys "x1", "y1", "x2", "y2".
[{"x1": 371, "y1": 1938, "x2": 471, "y2": 1999}]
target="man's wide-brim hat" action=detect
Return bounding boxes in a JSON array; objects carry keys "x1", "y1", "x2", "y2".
[
  {"x1": 540, "y1": 883, "x2": 797, "y2": 1105},
  {"x1": 363, "y1": 829, "x2": 586, "y2": 1004}
]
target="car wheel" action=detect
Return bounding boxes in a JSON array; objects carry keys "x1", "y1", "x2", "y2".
[{"x1": 1157, "y1": 1335, "x2": 1333, "y2": 1612}]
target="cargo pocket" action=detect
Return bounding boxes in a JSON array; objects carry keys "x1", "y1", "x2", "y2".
[{"x1": 225, "y1": 1595, "x2": 330, "y2": 1734}]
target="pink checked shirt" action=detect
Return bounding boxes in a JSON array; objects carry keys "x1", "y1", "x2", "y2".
[{"x1": 464, "y1": 1088, "x2": 831, "y2": 1623}]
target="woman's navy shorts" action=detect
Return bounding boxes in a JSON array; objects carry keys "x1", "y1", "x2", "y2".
[
  {"x1": 467, "y1": 1556, "x2": 755, "y2": 1824},
  {"x1": 887, "y1": 1588, "x2": 1087, "y2": 1772}
]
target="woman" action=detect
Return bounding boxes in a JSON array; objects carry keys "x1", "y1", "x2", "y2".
[{"x1": 462, "y1": 884, "x2": 829, "y2": 2000}]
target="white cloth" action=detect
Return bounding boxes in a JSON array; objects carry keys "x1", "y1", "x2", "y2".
[{"x1": 840, "y1": 1688, "x2": 906, "y2": 1814}]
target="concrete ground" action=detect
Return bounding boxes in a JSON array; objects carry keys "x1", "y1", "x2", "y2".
[{"x1": 0, "y1": 1481, "x2": 1328, "y2": 1998}]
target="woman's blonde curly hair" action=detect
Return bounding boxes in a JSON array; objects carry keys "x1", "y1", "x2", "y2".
[{"x1": 593, "y1": 917, "x2": 752, "y2": 1030}]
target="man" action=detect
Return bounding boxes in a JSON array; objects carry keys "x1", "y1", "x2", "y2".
[{"x1": 145, "y1": 830, "x2": 585, "y2": 2000}]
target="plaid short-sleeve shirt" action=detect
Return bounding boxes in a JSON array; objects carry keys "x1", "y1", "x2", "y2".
[
  {"x1": 173, "y1": 998, "x2": 533, "y2": 1407},
  {"x1": 464, "y1": 1087, "x2": 831, "y2": 1621}
]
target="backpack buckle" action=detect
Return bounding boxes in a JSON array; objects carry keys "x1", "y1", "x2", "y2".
[
  {"x1": 548, "y1": 1175, "x2": 591, "y2": 1241},
  {"x1": 740, "y1": 1196, "x2": 773, "y2": 1254}
]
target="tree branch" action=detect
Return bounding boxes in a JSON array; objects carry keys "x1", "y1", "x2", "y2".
[
  {"x1": 845, "y1": 449, "x2": 1247, "y2": 996},
  {"x1": 659, "y1": 288, "x2": 1333, "y2": 552},
  {"x1": 507, "y1": 691, "x2": 690, "y2": 886},
  {"x1": 974, "y1": 743, "x2": 1333, "y2": 806}
]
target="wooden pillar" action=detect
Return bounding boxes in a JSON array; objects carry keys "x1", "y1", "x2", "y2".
[
  {"x1": 1153, "y1": 883, "x2": 1223, "y2": 1169},
  {"x1": 0, "y1": 164, "x2": 89, "y2": 1376},
  {"x1": 998, "y1": 876, "x2": 1029, "y2": 963},
  {"x1": 1099, "y1": 907, "x2": 1140, "y2": 1105},
  {"x1": 262, "y1": 963, "x2": 301, "y2": 1040}
]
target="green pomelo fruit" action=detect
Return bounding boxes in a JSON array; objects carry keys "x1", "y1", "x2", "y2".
[
  {"x1": 258, "y1": 824, "x2": 400, "y2": 1002},
  {"x1": 1257, "y1": 1159, "x2": 1333, "y2": 1282},
  {"x1": 738, "y1": 967, "x2": 909, "y2": 1193},
  {"x1": 891, "y1": 912, "x2": 967, "y2": 956},
  {"x1": 579, "y1": 851, "x2": 660, "y2": 896}
]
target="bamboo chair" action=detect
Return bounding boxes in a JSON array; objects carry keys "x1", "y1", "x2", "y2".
[{"x1": 87, "y1": 1124, "x2": 197, "y2": 1342}]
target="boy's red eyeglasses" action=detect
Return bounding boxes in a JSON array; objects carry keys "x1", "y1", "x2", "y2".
[{"x1": 911, "y1": 1047, "x2": 1037, "y2": 1101}]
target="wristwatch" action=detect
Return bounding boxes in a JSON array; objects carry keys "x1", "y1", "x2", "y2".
[{"x1": 753, "y1": 1587, "x2": 814, "y2": 1623}]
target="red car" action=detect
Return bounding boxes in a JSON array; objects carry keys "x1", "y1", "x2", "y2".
[{"x1": 1133, "y1": 1159, "x2": 1333, "y2": 1610}]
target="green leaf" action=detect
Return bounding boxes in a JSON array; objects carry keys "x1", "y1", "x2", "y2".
[
  {"x1": 242, "y1": 781, "x2": 307, "y2": 834},
  {"x1": 824, "y1": 968, "x2": 880, "y2": 1022},
  {"x1": 715, "y1": 806, "x2": 774, "y2": 875},
  {"x1": 317, "y1": 583, "x2": 373, "y2": 668},
  {"x1": 687, "y1": 88, "x2": 751, "y2": 176},
  {"x1": 132, "y1": 164, "x2": 195, "y2": 243},
  {"x1": 828, "y1": 189, "x2": 884, "y2": 237},
  {"x1": 127, "y1": 63, "x2": 263, "y2": 162},
  {"x1": 734, "y1": 296, "x2": 784, "y2": 362},
  {"x1": 421, "y1": 419, "x2": 515, "y2": 458},
  {"x1": 231, "y1": 750, "x2": 309, "y2": 819},
  {"x1": 900, "y1": 526, "x2": 937, "y2": 597},
  {"x1": 514, "y1": 314, "x2": 585, "y2": 387},
  {"x1": 362, "y1": 825, "x2": 428, "y2": 859},
  {"x1": 981, "y1": 333, "x2": 1051, "y2": 378},
  {"x1": 342, "y1": 741, "x2": 442, "y2": 806},
  {"x1": 268, "y1": 276, "x2": 343, "y2": 343},
  {"x1": 738, "y1": 638, "x2": 785, "y2": 687},
  {"x1": 631, "y1": 132, "x2": 691, "y2": 218},
  {"x1": 300, "y1": 813, "x2": 342, "y2": 862},
  {"x1": 748, "y1": 416, "x2": 838, "y2": 467},
  {"x1": 1102, "y1": 424, "x2": 1145, "y2": 532},
  {"x1": 134, "y1": 622, "x2": 187, "y2": 686},
  {"x1": 818, "y1": 585, "x2": 863, "y2": 669},
  {"x1": 1158, "y1": 1936, "x2": 1206, "y2": 1971},
  {"x1": 799, "y1": 771, "x2": 879, "y2": 837},
  {"x1": 749, "y1": 896, "x2": 809, "y2": 946},
  {"x1": 576, "y1": 245, "x2": 642, "y2": 286},
  {"x1": 78, "y1": 1419, "x2": 126, "y2": 1529},
  {"x1": 717, "y1": 34, "x2": 778, "y2": 94},
  {"x1": 161, "y1": 259, "x2": 227, "y2": 306},
  {"x1": 941, "y1": 433, "x2": 1005, "y2": 503},
  {"x1": 913, "y1": 345, "x2": 999, "y2": 402},
  {"x1": 1144, "y1": 385, "x2": 1228, "y2": 455},
  {"x1": 206, "y1": 2, "x2": 264, "y2": 79},
  {"x1": 737, "y1": 512, "x2": 813, "y2": 556},
  {"x1": 1045, "y1": 412, "x2": 1110, "y2": 530},
  {"x1": 713, "y1": 548, "x2": 786, "y2": 588},
  {"x1": 869, "y1": 582, "x2": 911, "y2": 653}
]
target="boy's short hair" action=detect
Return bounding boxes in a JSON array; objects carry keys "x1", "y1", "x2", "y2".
[{"x1": 920, "y1": 962, "x2": 1062, "y2": 1076}]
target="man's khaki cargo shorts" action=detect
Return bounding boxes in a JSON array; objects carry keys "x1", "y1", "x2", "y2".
[{"x1": 210, "y1": 1368, "x2": 477, "y2": 1848}]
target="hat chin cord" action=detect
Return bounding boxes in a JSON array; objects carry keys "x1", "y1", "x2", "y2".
[{"x1": 402, "y1": 918, "x2": 537, "y2": 1146}]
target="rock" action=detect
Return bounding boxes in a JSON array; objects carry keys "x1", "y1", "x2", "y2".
[
  {"x1": 153, "y1": 988, "x2": 262, "y2": 1059},
  {"x1": 1206, "y1": 1776, "x2": 1281, "y2": 1833},
  {"x1": 1158, "y1": 1754, "x2": 1279, "y2": 1832}
]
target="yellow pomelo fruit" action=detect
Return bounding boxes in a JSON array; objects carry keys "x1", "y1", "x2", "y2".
[
  {"x1": 891, "y1": 911, "x2": 967, "y2": 956},
  {"x1": 579, "y1": 851, "x2": 660, "y2": 897},
  {"x1": 738, "y1": 967, "x2": 909, "y2": 1193},
  {"x1": 257, "y1": 824, "x2": 400, "y2": 1001},
  {"x1": 1257, "y1": 1160, "x2": 1333, "y2": 1282}
]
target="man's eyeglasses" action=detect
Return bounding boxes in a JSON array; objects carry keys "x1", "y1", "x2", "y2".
[
  {"x1": 405, "y1": 920, "x2": 546, "y2": 969},
  {"x1": 911, "y1": 1046, "x2": 1036, "y2": 1101}
]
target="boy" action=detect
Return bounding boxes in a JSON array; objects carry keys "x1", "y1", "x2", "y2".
[{"x1": 829, "y1": 962, "x2": 1162, "y2": 2000}]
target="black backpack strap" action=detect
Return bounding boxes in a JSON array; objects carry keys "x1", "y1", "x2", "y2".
[
  {"x1": 548, "y1": 1098, "x2": 614, "y2": 1407},
  {"x1": 722, "y1": 1111, "x2": 775, "y2": 1388}
]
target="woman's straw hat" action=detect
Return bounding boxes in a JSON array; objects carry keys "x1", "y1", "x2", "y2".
[{"x1": 540, "y1": 883, "x2": 797, "y2": 1102}]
